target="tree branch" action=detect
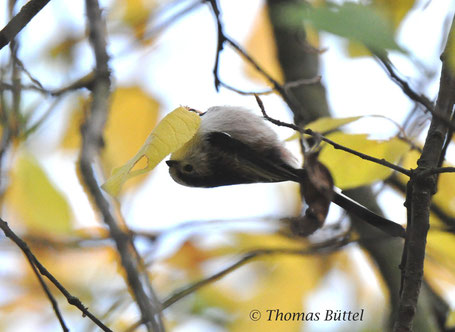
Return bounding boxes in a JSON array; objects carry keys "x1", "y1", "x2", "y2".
[
  {"x1": 255, "y1": 94, "x2": 412, "y2": 177},
  {"x1": 0, "y1": 0, "x2": 51, "y2": 50},
  {"x1": 394, "y1": 14, "x2": 455, "y2": 332},
  {"x1": 386, "y1": 175, "x2": 455, "y2": 231},
  {"x1": 126, "y1": 234, "x2": 352, "y2": 332},
  {"x1": 205, "y1": 0, "x2": 306, "y2": 119},
  {"x1": 418, "y1": 166, "x2": 455, "y2": 177},
  {"x1": 81, "y1": 1, "x2": 164, "y2": 331},
  {"x1": 162, "y1": 238, "x2": 351, "y2": 309},
  {"x1": 162, "y1": 232, "x2": 400, "y2": 310},
  {"x1": 376, "y1": 55, "x2": 455, "y2": 131},
  {"x1": 0, "y1": 218, "x2": 112, "y2": 331},
  {"x1": 219, "y1": 76, "x2": 321, "y2": 96}
]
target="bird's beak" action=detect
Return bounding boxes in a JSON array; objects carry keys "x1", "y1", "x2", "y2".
[{"x1": 165, "y1": 160, "x2": 179, "y2": 168}]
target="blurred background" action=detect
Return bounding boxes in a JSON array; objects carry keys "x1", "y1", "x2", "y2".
[{"x1": 0, "y1": 0, "x2": 454, "y2": 331}]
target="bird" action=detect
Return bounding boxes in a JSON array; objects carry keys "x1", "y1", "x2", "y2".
[{"x1": 165, "y1": 106, "x2": 406, "y2": 238}]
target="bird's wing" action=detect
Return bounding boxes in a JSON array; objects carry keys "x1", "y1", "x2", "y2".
[{"x1": 206, "y1": 131, "x2": 302, "y2": 184}]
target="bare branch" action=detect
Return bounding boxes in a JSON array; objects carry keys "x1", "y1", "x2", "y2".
[
  {"x1": 0, "y1": 72, "x2": 95, "y2": 97},
  {"x1": 13, "y1": 237, "x2": 69, "y2": 331},
  {"x1": 206, "y1": 0, "x2": 224, "y2": 91},
  {"x1": 0, "y1": 218, "x2": 112, "y2": 332},
  {"x1": 126, "y1": 234, "x2": 352, "y2": 332},
  {"x1": 387, "y1": 175, "x2": 455, "y2": 231},
  {"x1": 81, "y1": 1, "x2": 164, "y2": 331},
  {"x1": 25, "y1": 251, "x2": 69, "y2": 331},
  {"x1": 394, "y1": 13, "x2": 455, "y2": 332},
  {"x1": 376, "y1": 55, "x2": 455, "y2": 131},
  {"x1": 220, "y1": 76, "x2": 321, "y2": 96},
  {"x1": 219, "y1": 80, "x2": 275, "y2": 95},
  {"x1": 419, "y1": 167, "x2": 455, "y2": 177},
  {"x1": 0, "y1": 0, "x2": 51, "y2": 50},
  {"x1": 205, "y1": 0, "x2": 307, "y2": 120},
  {"x1": 162, "y1": 244, "x2": 343, "y2": 309},
  {"x1": 255, "y1": 95, "x2": 412, "y2": 177},
  {"x1": 145, "y1": 0, "x2": 204, "y2": 40},
  {"x1": 12, "y1": 55, "x2": 45, "y2": 89}
]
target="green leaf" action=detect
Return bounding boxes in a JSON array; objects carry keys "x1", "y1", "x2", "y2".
[
  {"x1": 102, "y1": 106, "x2": 201, "y2": 196},
  {"x1": 279, "y1": 2, "x2": 404, "y2": 53}
]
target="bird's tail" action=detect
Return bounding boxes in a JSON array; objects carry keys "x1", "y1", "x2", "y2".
[{"x1": 291, "y1": 166, "x2": 406, "y2": 238}]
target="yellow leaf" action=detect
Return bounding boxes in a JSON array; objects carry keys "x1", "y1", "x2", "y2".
[
  {"x1": 446, "y1": 26, "x2": 455, "y2": 77},
  {"x1": 102, "y1": 87, "x2": 160, "y2": 175},
  {"x1": 245, "y1": 5, "x2": 284, "y2": 85},
  {"x1": 399, "y1": 150, "x2": 455, "y2": 219},
  {"x1": 347, "y1": 40, "x2": 372, "y2": 57},
  {"x1": 48, "y1": 33, "x2": 82, "y2": 65},
  {"x1": 424, "y1": 259, "x2": 455, "y2": 305},
  {"x1": 311, "y1": 115, "x2": 362, "y2": 134},
  {"x1": 5, "y1": 153, "x2": 73, "y2": 235},
  {"x1": 307, "y1": 115, "x2": 362, "y2": 133},
  {"x1": 102, "y1": 106, "x2": 201, "y2": 196},
  {"x1": 112, "y1": 0, "x2": 156, "y2": 42},
  {"x1": 61, "y1": 95, "x2": 88, "y2": 150},
  {"x1": 160, "y1": 232, "x2": 327, "y2": 331},
  {"x1": 433, "y1": 171, "x2": 455, "y2": 218},
  {"x1": 209, "y1": 233, "x2": 324, "y2": 332},
  {"x1": 286, "y1": 116, "x2": 362, "y2": 141},
  {"x1": 447, "y1": 308, "x2": 455, "y2": 329},
  {"x1": 62, "y1": 87, "x2": 160, "y2": 191},
  {"x1": 164, "y1": 240, "x2": 213, "y2": 279},
  {"x1": 427, "y1": 231, "x2": 455, "y2": 272},
  {"x1": 319, "y1": 133, "x2": 409, "y2": 189},
  {"x1": 373, "y1": 0, "x2": 416, "y2": 29}
]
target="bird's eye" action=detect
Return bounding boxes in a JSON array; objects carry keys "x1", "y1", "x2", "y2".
[{"x1": 183, "y1": 164, "x2": 194, "y2": 173}]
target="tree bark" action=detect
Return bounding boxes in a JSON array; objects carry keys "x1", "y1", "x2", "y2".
[{"x1": 267, "y1": 0, "x2": 444, "y2": 330}]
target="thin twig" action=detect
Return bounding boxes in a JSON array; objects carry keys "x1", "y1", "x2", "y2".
[
  {"x1": 163, "y1": 235, "x2": 355, "y2": 309},
  {"x1": 418, "y1": 166, "x2": 455, "y2": 177},
  {"x1": 219, "y1": 80, "x2": 276, "y2": 96},
  {"x1": 0, "y1": 74, "x2": 94, "y2": 97},
  {"x1": 0, "y1": 71, "x2": 12, "y2": 193},
  {"x1": 227, "y1": 37, "x2": 303, "y2": 113},
  {"x1": 24, "y1": 97, "x2": 63, "y2": 136},
  {"x1": 13, "y1": 234, "x2": 69, "y2": 331},
  {"x1": 0, "y1": 218, "x2": 112, "y2": 332},
  {"x1": 205, "y1": 0, "x2": 306, "y2": 119},
  {"x1": 376, "y1": 55, "x2": 455, "y2": 131},
  {"x1": 28, "y1": 258, "x2": 69, "y2": 331},
  {"x1": 0, "y1": 77, "x2": 93, "y2": 96},
  {"x1": 386, "y1": 175, "x2": 455, "y2": 230},
  {"x1": 220, "y1": 76, "x2": 321, "y2": 96},
  {"x1": 125, "y1": 235, "x2": 352, "y2": 332},
  {"x1": 117, "y1": 0, "x2": 204, "y2": 58},
  {"x1": 438, "y1": 112, "x2": 455, "y2": 167},
  {"x1": 0, "y1": 0, "x2": 51, "y2": 50},
  {"x1": 0, "y1": 81, "x2": 48, "y2": 94},
  {"x1": 317, "y1": 132, "x2": 412, "y2": 176},
  {"x1": 82, "y1": 1, "x2": 164, "y2": 331},
  {"x1": 283, "y1": 76, "x2": 322, "y2": 90},
  {"x1": 254, "y1": 94, "x2": 412, "y2": 177},
  {"x1": 206, "y1": 0, "x2": 224, "y2": 91},
  {"x1": 13, "y1": 55, "x2": 44, "y2": 89},
  {"x1": 145, "y1": 0, "x2": 204, "y2": 41}
]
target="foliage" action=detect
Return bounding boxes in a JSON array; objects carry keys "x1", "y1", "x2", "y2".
[{"x1": 0, "y1": 0, "x2": 454, "y2": 331}]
